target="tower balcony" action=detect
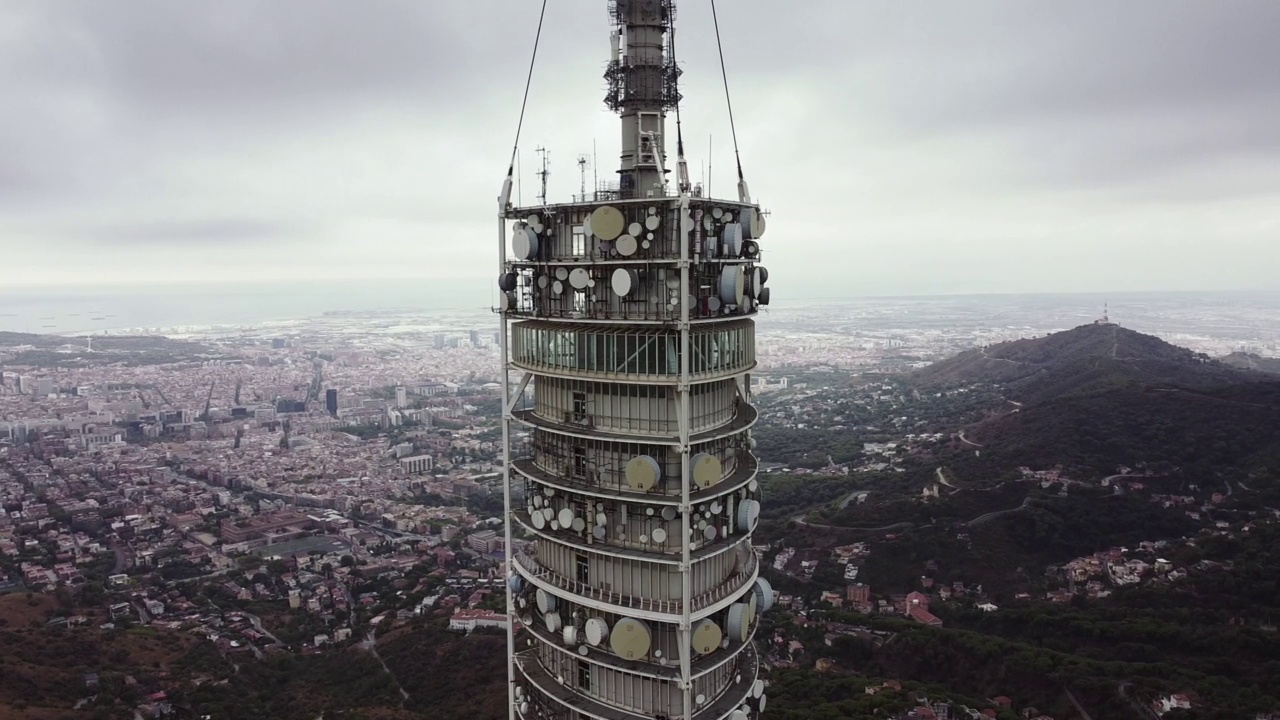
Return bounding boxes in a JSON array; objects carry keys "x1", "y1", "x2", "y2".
[
  {"x1": 512, "y1": 547, "x2": 758, "y2": 623},
  {"x1": 514, "y1": 640, "x2": 759, "y2": 720}
]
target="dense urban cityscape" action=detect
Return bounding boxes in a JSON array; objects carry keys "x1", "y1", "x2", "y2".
[{"x1": 1, "y1": 291, "x2": 1278, "y2": 718}]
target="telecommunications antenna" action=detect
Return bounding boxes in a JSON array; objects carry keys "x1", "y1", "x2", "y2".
[
  {"x1": 577, "y1": 154, "x2": 590, "y2": 197},
  {"x1": 536, "y1": 146, "x2": 550, "y2": 205}
]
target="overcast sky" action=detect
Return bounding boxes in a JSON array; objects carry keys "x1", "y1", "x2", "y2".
[{"x1": 3, "y1": 1, "x2": 1278, "y2": 298}]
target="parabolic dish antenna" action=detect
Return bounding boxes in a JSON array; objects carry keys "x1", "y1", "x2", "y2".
[{"x1": 590, "y1": 205, "x2": 625, "y2": 240}]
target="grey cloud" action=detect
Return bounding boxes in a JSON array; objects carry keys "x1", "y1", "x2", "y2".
[
  {"x1": 0, "y1": 0, "x2": 1277, "y2": 295},
  {"x1": 89, "y1": 219, "x2": 299, "y2": 245}
]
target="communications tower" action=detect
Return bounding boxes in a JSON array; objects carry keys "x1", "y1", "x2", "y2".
[{"x1": 496, "y1": 2, "x2": 773, "y2": 719}]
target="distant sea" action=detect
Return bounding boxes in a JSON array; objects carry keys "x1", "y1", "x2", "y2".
[
  {"x1": 0, "y1": 279, "x2": 495, "y2": 335},
  {"x1": 2, "y1": 280, "x2": 1277, "y2": 339}
]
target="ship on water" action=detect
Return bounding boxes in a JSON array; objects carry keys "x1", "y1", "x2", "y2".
[{"x1": 495, "y1": 2, "x2": 772, "y2": 719}]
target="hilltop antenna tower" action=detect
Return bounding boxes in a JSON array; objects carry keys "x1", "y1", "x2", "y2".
[{"x1": 494, "y1": 1, "x2": 773, "y2": 719}]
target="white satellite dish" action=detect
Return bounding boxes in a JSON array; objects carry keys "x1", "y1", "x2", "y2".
[
  {"x1": 595, "y1": 512, "x2": 607, "y2": 525},
  {"x1": 555, "y1": 267, "x2": 569, "y2": 281},
  {"x1": 691, "y1": 618, "x2": 723, "y2": 655},
  {"x1": 690, "y1": 453, "x2": 722, "y2": 489},
  {"x1": 752, "y1": 679, "x2": 765, "y2": 699},
  {"x1": 718, "y1": 266, "x2": 745, "y2": 305},
  {"x1": 652, "y1": 527, "x2": 667, "y2": 543},
  {"x1": 628, "y1": 221, "x2": 642, "y2": 237},
  {"x1": 569, "y1": 268, "x2": 590, "y2": 290},
  {"x1": 583, "y1": 215, "x2": 593, "y2": 238},
  {"x1": 550, "y1": 520, "x2": 559, "y2": 530},
  {"x1": 625, "y1": 455, "x2": 661, "y2": 491},
  {"x1": 725, "y1": 602, "x2": 750, "y2": 642},
  {"x1": 572, "y1": 518, "x2": 586, "y2": 533},
  {"x1": 536, "y1": 589, "x2": 557, "y2": 613},
  {"x1": 551, "y1": 280, "x2": 564, "y2": 296},
  {"x1": 512, "y1": 227, "x2": 539, "y2": 260},
  {"x1": 590, "y1": 205, "x2": 625, "y2": 240},
  {"x1": 710, "y1": 500, "x2": 723, "y2": 514},
  {"x1": 592, "y1": 525, "x2": 606, "y2": 540},
  {"x1": 722, "y1": 223, "x2": 743, "y2": 256},
  {"x1": 562, "y1": 625, "x2": 578, "y2": 646},
  {"x1": 696, "y1": 693, "x2": 706, "y2": 705},
  {"x1": 639, "y1": 534, "x2": 648, "y2": 543},
  {"x1": 585, "y1": 617, "x2": 609, "y2": 646},
  {"x1": 558, "y1": 508, "x2": 575, "y2": 527},
  {"x1": 544, "y1": 611, "x2": 561, "y2": 633},
  {"x1": 508, "y1": 574, "x2": 523, "y2": 593},
  {"x1": 609, "y1": 617, "x2": 651, "y2": 660},
  {"x1": 537, "y1": 274, "x2": 549, "y2": 289},
  {"x1": 737, "y1": 498, "x2": 760, "y2": 530},
  {"x1": 707, "y1": 296, "x2": 722, "y2": 313},
  {"x1": 740, "y1": 207, "x2": 757, "y2": 239},
  {"x1": 704, "y1": 525, "x2": 718, "y2": 541},
  {"x1": 578, "y1": 644, "x2": 589, "y2": 655},
  {"x1": 646, "y1": 507, "x2": 655, "y2": 516},
  {"x1": 498, "y1": 292, "x2": 514, "y2": 312},
  {"x1": 712, "y1": 207, "x2": 724, "y2": 219},
  {"x1": 615, "y1": 234, "x2": 638, "y2": 257},
  {"x1": 531, "y1": 511, "x2": 546, "y2": 530},
  {"x1": 759, "y1": 694, "x2": 768, "y2": 712},
  {"x1": 661, "y1": 506, "x2": 676, "y2": 521},
  {"x1": 753, "y1": 577, "x2": 775, "y2": 612},
  {"x1": 611, "y1": 268, "x2": 638, "y2": 297},
  {"x1": 645, "y1": 215, "x2": 660, "y2": 231},
  {"x1": 731, "y1": 711, "x2": 748, "y2": 720}
]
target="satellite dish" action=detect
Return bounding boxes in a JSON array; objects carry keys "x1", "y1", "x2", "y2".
[
  {"x1": 691, "y1": 618, "x2": 723, "y2": 655},
  {"x1": 690, "y1": 453, "x2": 722, "y2": 489},
  {"x1": 740, "y1": 207, "x2": 757, "y2": 239},
  {"x1": 755, "y1": 210, "x2": 766, "y2": 238},
  {"x1": 552, "y1": 280, "x2": 564, "y2": 296},
  {"x1": 628, "y1": 222, "x2": 643, "y2": 237},
  {"x1": 759, "y1": 287, "x2": 771, "y2": 306},
  {"x1": 707, "y1": 296, "x2": 722, "y2": 314},
  {"x1": 536, "y1": 589, "x2": 557, "y2": 614},
  {"x1": 661, "y1": 506, "x2": 677, "y2": 521},
  {"x1": 737, "y1": 498, "x2": 760, "y2": 530},
  {"x1": 531, "y1": 511, "x2": 546, "y2": 530},
  {"x1": 648, "y1": 206, "x2": 658, "y2": 215},
  {"x1": 550, "y1": 520, "x2": 559, "y2": 530},
  {"x1": 536, "y1": 274, "x2": 549, "y2": 289},
  {"x1": 544, "y1": 611, "x2": 561, "y2": 633},
  {"x1": 562, "y1": 624, "x2": 578, "y2": 646},
  {"x1": 615, "y1": 234, "x2": 638, "y2": 256},
  {"x1": 710, "y1": 500, "x2": 723, "y2": 514},
  {"x1": 718, "y1": 266, "x2": 745, "y2": 305},
  {"x1": 508, "y1": 574, "x2": 523, "y2": 593},
  {"x1": 590, "y1": 205, "x2": 625, "y2": 240},
  {"x1": 742, "y1": 240, "x2": 759, "y2": 259},
  {"x1": 625, "y1": 455, "x2": 661, "y2": 491},
  {"x1": 585, "y1": 617, "x2": 609, "y2": 646},
  {"x1": 512, "y1": 227, "x2": 539, "y2": 260},
  {"x1": 611, "y1": 268, "x2": 638, "y2": 297},
  {"x1": 572, "y1": 517, "x2": 586, "y2": 532},
  {"x1": 569, "y1": 268, "x2": 590, "y2": 290},
  {"x1": 725, "y1": 602, "x2": 750, "y2": 643},
  {"x1": 646, "y1": 507, "x2": 655, "y2": 516},
  {"x1": 752, "y1": 679, "x2": 765, "y2": 699},
  {"x1": 722, "y1": 223, "x2": 744, "y2": 256},
  {"x1": 696, "y1": 693, "x2": 706, "y2": 705},
  {"x1": 583, "y1": 215, "x2": 593, "y2": 238},
  {"x1": 753, "y1": 577, "x2": 775, "y2": 612},
  {"x1": 555, "y1": 267, "x2": 569, "y2": 281},
  {"x1": 521, "y1": 613, "x2": 533, "y2": 626},
  {"x1": 595, "y1": 512, "x2": 606, "y2": 525},
  {"x1": 609, "y1": 617, "x2": 652, "y2": 660},
  {"x1": 498, "y1": 272, "x2": 518, "y2": 292},
  {"x1": 639, "y1": 534, "x2": 648, "y2": 543},
  {"x1": 578, "y1": 645, "x2": 589, "y2": 655},
  {"x1": 759, "y1": 694, "x2": 768, "y2": 712},
  {"x1": 645, "y1": 215, "x2": 660, "y2": 231},
  {"x1": 748, "y1": 478, "x2": 759, "y2": 492},
  {"x1": 652, "y1": 527, "x2": 667, "y2": 543},
  {"x1": 592, "y1": 525, "x2": 606, "y2": 540},
  {"x1": 712, "y1": 207, "x2": 724, "y2": 219},
  {"x1": 498, "y1": 292, "x2": 514, "y2": 312},
  {"x1": 704, "y1": 525, "x2": 718, "y2": 541},
  {"x1": 731, "y1": 711, "x2": 748, "y2": 720}
]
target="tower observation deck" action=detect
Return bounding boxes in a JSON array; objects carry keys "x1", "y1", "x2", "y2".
[{"x1": 496, "y1": 2, "x2": 772, "y2": 719}]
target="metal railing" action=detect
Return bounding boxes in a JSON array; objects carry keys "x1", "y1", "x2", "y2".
[{"x1": 514, "y1": 548, "x2": 757, "y2": 615}]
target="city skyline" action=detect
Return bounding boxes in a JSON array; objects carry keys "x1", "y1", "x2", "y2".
[{"x1": 3, "y1": 1, "x2": 1279, "y2": 296}]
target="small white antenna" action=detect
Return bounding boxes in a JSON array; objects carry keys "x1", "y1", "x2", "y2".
[
  {"x1": 535, "y1": 146, "x2": 550, "y2": 205},
  {"x1": 577, "y1": 154, "x2": 589, "y2": 198}
]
